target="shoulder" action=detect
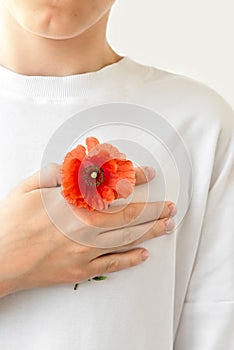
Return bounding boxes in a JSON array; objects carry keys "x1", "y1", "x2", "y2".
[{"x1": 126, "y1": 57, "x2": 234, "y2": 131}]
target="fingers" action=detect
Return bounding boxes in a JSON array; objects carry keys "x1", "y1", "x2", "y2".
[
  {"x1": 77, "y1": 201, "x2": 176, "y2": 231},
  {"x1": 93, "y1": 215, "x2": 175, "y2": 249},
  {"x1": 119, "y1": 216, "x2": 175, "y2": 248},
  {"x1": 88, "y1": 248, "x2": 149, "y2": 278},
  {"x1": 39, "y1": 163, "x2": 62, "y2": 189},
  {"x1": 16, "y1": 164, "x2": 153, "y2": 196},
  {"x1": 134, "y1": 166, "x2": 156, "y2": 185},
  {"x1": 16, "y1": 163, "x2": 61, "y2": 194}
]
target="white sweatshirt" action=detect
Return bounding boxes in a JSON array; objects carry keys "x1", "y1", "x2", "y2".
[{"x1": 0, "y1": 57, "x2": 233, "y2": 350}]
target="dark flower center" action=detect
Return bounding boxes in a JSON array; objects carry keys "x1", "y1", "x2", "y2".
[{"x1": 83, "y1": 165, "x2": 105, "y2": 187}]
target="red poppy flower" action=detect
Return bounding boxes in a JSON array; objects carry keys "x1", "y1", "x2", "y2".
[{"x1": 61, "y1": 137, "x2": 136, "y2": 211}]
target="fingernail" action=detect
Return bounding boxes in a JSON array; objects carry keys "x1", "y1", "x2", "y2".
[
  {"x1": 141, "y1": 250, "x2": 149, "y2": 261},
  {"x1": 165, "y1": 218, "x2": 175, "y2": 233},
  {"x1": 168, "y1": 203, "x2": 177, "y2": 216},
  {"x1": 144, "y1": 167, "x2": 156, "y2": 180}
]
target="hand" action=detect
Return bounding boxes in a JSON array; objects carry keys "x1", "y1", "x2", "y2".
[{"x1": 0, "y1": 163, "x2": 176, "y2": 298}]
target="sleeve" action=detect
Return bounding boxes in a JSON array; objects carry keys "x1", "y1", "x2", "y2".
[{"x1": 174, "y1": 94, "x2": 234, "y2": 349}]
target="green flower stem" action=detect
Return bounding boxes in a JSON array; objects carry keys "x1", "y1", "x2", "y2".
[
  {"x1": 74, "y1": 283, "x2": 79, "y2": 290},
  {"x1": 92, "y1": 276, "x2": 107, "y2": 281},
  {"x1": 73, "y1": 276, "x2": 107, "y2": 291}
]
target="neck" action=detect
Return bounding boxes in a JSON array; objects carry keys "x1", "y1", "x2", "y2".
[{"x1": 0, "y1": 6, "x2": 122, "y2": 76}]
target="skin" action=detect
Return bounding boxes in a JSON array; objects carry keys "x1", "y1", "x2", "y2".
[
  {"x1": 0, "y1": 1, "x2": 176, "y2": 298},
  {"x1": 0, "y1": 164, "x2": 176, "y2": 298},
  {"x1": 0, "y1": 0, "x2": 122, "y2": 75}
]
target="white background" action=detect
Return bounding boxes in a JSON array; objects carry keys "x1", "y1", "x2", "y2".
[{"x1": 108, "y1": 0, "x2": 234, "y2": 109}]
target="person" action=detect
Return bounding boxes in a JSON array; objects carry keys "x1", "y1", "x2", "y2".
[{"x1": 0, "y1": 1, "x2": 233, "y2": 349}]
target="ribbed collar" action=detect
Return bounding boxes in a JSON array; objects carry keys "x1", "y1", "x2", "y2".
[{"x1": 0, "y1": 56, "x2": 146, "y2": 99}]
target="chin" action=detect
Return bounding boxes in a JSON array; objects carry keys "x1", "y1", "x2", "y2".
[
  {"x1": 29, "y1": 26, "x2": 86, "y2": 41},
  {"x1": 23, "y1": 13, "x2": 108, "y2": 41},
  {"x1": 23, "y1": 9, "x2": 90, "y2": 40},
  {"x1": 2, "y1": 1, "x2": 112, "y2": 40}
]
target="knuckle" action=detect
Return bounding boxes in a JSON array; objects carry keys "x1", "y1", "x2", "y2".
[
  {"x1": 89, "y1": 266, "x2": 102, "y2": 279},
  {"x1": 121, "y1": 228, "x2": 136, "y2": 245},
  {"x1": 72, "y1": 244, "x2": 91, "y2": 256},
  {"x1": 69, "y1": 262, "x2": 91, "y2": 282},
  {"x1": 68, "y1": 237, "x2": 97, "y2": 256},
  {"x1": 151, "y1": 220, "x2": 163, "y2": 237},
  {"x1": 41, "y1": 162, "x2": 61, "y2": 187},
  {"x1": 123, "y1": 205, "x2": 137, "y2": 223},
  {"x1": 129, "y1": 255, "x2": 138, "y2": 267},
  {"x1": 70, "y1": 268, "x2": 86, "y2": 283},
  {"x1": 41, "y1": 162, "x2": 60, "y2": 175},
  {"x1": 152, "y1": 218, "x2": 169, "y2": 236},
  {"x1": 84, "y1": 215, "x2": 95, "y2": 227},
  {"x1": 45, "y1": 162, "x2": 59, "y2": 174},
  {"x1": 85, "y1": 214, "x2": 101, "y2": 228},
  {"x1": 106, "y1": 258, "x2": 119, "y2": 273},
  {"x1": 153, "y1": 220, "x2": 162, "y2": 234}
]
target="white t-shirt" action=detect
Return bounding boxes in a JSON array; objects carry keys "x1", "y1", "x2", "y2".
[{"x1": 0, "y1": 57, "x2": 233, "y2": 350}]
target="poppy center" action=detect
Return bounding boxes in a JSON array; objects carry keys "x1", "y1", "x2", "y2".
[
  {"x1": 90, "y1": 171, "x2": 98, "y2": 179},
  {"x1": 83, "y1": 165, "x2": 105, "y2": 187}
]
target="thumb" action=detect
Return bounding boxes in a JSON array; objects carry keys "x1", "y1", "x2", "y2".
[{"x1": 16, "y1": 163, "x2": 61, "y2": 194}]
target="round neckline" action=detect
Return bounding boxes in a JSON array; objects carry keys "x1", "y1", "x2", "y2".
[{"x1": 0, "y1": 56, "x2": 140, "y2": 99}]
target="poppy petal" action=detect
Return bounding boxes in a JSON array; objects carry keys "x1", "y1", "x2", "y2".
[
  {"x1": 103, "y1": 159, "x2": 118, "y2": 173},
  {"x1": 88, "y1": 142, "x2": 126, "y2": 160},
  {"x1": 66, "y1": 145, "x2": 86, "y2": 162},
  {"x1": 61, "y1": 138, "x2": 136, "y2": 211},
  {"x1": 115, "y1": 160, "x2": 136, "y2": 186},
  {"x1": 100, "y1": 185, "x2": 116, "y2": 202},
  {"x1": 86, "y1": 137, "x2": 100, "y2": 153}
]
